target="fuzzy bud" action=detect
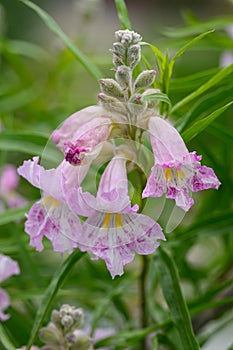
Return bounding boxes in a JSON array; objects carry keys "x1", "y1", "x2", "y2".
[
  {"x1": 134, "y1": 70, "x2": 156, "y2": 90},
  {"x1": 99, "y1": 78, "x2": 124, "y2": 98},
  {"x1": 39, "y1": 324, "x2": 62, "y2": 345},
  {"x1": 61, "y1": 315, "x2": 74, "y2": 331},
  {"x1": 66, "y1": 330, "x2": 93, "y2": 350},
  {"x1": 73, "y1": 308, "x2": 84, "y2": 328},
  {"x1": 98, "y1": 93, "x2": 127, "y2": 114},
  {"x1": 115, "y1": 65, "x2": 131, "y2": 88},
  {"x1": 128, "y1": 94, "x2": 147, "y2": 114},
  {"x1": 115, "y1": 30, "x2": 142, "y2": 45},
  {"x1": 127, "y1": 45, "x2": 141, "y2": 69},
  {"x1": 112, "y1": 42, "x2": 125, "y2": 66}
]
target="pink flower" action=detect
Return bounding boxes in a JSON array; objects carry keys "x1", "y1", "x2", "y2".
[
  {"x1": 0, "y1": 165, "x2": 27, "y2": 212},
  {"x1": 68, "y1": 155, "x2": 165, "y2": 278},
  {"x1": 51, "y1": 106, "x2": 112, "y2": 165},
  {"x1": 142, "y1": 117, "x2": 221, "y2": 211},
  {"x1": 17, "y1": 157, "x2": 88, "y2": 253},
  {"x1": 0, "y1": 254, "x2": 20, "y2": 321}
]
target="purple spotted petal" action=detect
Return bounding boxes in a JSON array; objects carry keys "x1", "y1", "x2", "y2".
[
  {"x1": 0, "y1": 288, "x2": 10, "y2": 321},
  {"x1": 142, "y1": 165, "x2": 166, "y2": 198},
  {"x1": 25, "y1": 199, "x2": 81, "y2": 253},
  {"x1": 77, "y1": 212, "x2": 165, "y2": 278},
  {"x1": 166, "y1": 186, "x2": 194, "y2": 212},
  {"x1": 189, "y1": 164, "x2": 221, "y2": 192}
]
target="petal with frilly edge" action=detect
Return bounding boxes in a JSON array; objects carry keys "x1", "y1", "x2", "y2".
[
  {"x1": 18, "y1": 157, "x2": 89, "y2": 203},
  {"x1": 51, "y1": 105, "x2": 112, "y2": 151},
  {"x1": 77, "y1": 212, "x2": 165, "y2": 278},
  {"x1": 148, "y1": 117, "x2": 189, "y2": 164},
  {"x1": 188, "y1": 164, "x2": 221, "y2": 192},
  {"x1": 0, "y1": 254, "x2": 20, "y2": 283},
  {"x1": 0, "y1": 288, "x2": 10, "y2": 321},
  {"x1": 142, "y1": 165, "x2": 167, "y2": 199},
  {"x1": 25, "y1": 199, "x2": 81, "y2": 253}
]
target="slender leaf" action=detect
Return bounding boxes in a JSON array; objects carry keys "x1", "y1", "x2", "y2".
[
  {"x1": 0, "y1": 204, "x2": 32, "y2": 226},
  {"x1": 114, "y1": 0, "x2": 132, "y2": 30},
  {"x1": 0, "y1": 131, "x2": 62, "y2": 164},
  {"x1": 172, "y1": 64, "x2": 233, "y2": 113},
  {"x1": 142, "y1": 42, "x2": 165, "y2": 71},
  {"x1": 162, "y1": 16, "x2": 233, "y2": 38},
  {"x1": 0, "y1": 324, "x2": 16, "y2": 350},
  {"x1": 19, "y1": 0, "x2": 102, "y2": 81},
  {"x1": 142, "y1": 92, "x2": 171, "y2": 106},
  {"x1": 26, "y1": 250, "x2": 85, "y2": 350},
  {"x1": 182, "y1": 101, "x2": 233, "y2": 142},
  {"x1": 169, "y1": 30, "x2": 214, "y2": 75},
  {"x1": 0, "y1": 85, "x2": 40, "y2": 113},
  {"x1": 158, "y1": 248, "x2": 200, "y2": 350}
]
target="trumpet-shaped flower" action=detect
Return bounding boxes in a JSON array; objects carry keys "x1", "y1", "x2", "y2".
[
  {"x1": 0, "y1": 254, "x2": 20, "y2": 321},
  {"x1": 142, "y1": 117, "x2": 221, "y2": 211},
  {"x1": 68, "y1": 155, "x2": 165, "y2": 278},
  {"x1": 51, "y1": 106, "x2": 112, "y2": 165},
  {"x1": 17, "y1": 157, "x2": 88, "y2": 253}
]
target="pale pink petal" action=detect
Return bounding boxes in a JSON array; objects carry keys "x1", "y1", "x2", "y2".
[
  {"x1": 6, "y1": 192, "x2": 28, "y2": 209},
  {"x1": 78, "y1": 212, "x2": 165, "y2": 278},
  {"x1": 0, "y1": 254, "x2": 20, "y2": 283},
  {"x1": 0, "y1": 165, "x2": 19, "y2": 192},
  {"x1": 25, "y1": 200, "x2": 81, "y2": 253},
  {"x1": 0, "y1": 288, "x2": 10, "y2": 321},
  {"x1": 149, "y1": 117, "x2": 189, "y2": 164},
  {"x1": 51, "y1": 105, "x2": 110, "y2": 151}
]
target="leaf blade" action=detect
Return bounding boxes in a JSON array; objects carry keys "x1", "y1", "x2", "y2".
[
  {"x1": 114, "y1": 0, "x2": 132, "y2": 30},
  {"x1": 19, "y1": 0, "x2": 102, "y2": 81}
]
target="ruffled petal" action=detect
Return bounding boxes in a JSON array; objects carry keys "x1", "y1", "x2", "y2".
[
  {"x1": 0, "y1": 288, "x2": 10, "y2": 321},
  {"x1": 78, "y1": 212, "x2": 165, "y2": 278},
  {"x1": 189, "y1": 164, "x2": 221, "y2": 192},
  {"x1": 166, "y1": 186, "x2": 194, "y2": 212},
  {"x1": 25, "y1": 199, "x2": 81, "y2": 253}
]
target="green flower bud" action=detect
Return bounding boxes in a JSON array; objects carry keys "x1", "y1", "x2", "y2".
[
  {"x1": 67, "y1": 330, "x2": 93, "y2": 350},
  {"x1": 134, "y1": 70, "x2": 156, "y2": 90},
  {"x1": 99, "y1": 79, "x2": 124, "y2": 98},
  {"x1": 73, "y1": 307, "x2": 84, "y2": 328},
  {"x1": 128, "y1": 94, "x2": 147, "y2": 114},
  {"x1": 39, "y1": 324, "x2": 62, "y2": 345},
  {"x1": 59, "y1": 304, "x2": 74, "y2": 318},
  {"x1": 115, "y1": 65, "x2": 131, "y2": 88},
  {"x1": 127, "y1": 45, "x2": 141, "y2": 69},
  {"x1": 61, "y1": 315, "x2": 74, "y2": 331},
  {"x1": 98, "y1": 93, "x2": 127, "y2": 115}
]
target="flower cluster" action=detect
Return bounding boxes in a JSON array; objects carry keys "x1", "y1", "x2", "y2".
[
  {"x1": 18, "y1": 30, "x2": 220, "y2": 278},
  {"x1": 0, "y1": 253, "x2": 20, "y2": 321},
  {"x1": 37, "y1": 304, "x2": 93, "y2": 350}
]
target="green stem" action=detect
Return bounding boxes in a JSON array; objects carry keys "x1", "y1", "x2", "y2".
[{"x1": 139, "y1": 255, "x2": 149, "y2": 349}]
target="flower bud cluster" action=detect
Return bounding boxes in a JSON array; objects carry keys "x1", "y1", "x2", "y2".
[
  {"x1": 38, "y1": 305, "x2": 93, "y2": 350},
  {"x1": 98, "y1": 30, "x2": 158, "y2": 129}
]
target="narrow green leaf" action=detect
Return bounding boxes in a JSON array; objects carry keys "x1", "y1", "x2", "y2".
[
  {"x1": 182, "y1": 101, "x2": 233, "y2": 142},
  {"x1": 0, "y1": 324, "x2": 16, "y2": 350},
  {"x1": 162, "y1": 16, "x2": 233, "y2": 38},
  {"x1": 0, "y1": 85, "x2": 40, "y2": 113},
  {"x1": 0, "y1": 131, "x2": 62, "y2": 164},
  {"x1": 142, "y1": 42, "x2": 165, "y2": 71},
  {"x1": 169, "y1": 30, "x2": 214, "y2": 76},
  {"x1": 114, "y1": 0, "x2": 132, "y2": 30},
  {"x1": 142, "y1": 92, "x2": 171, "y2": 106},
  {"x1": 0, "y1": 204, "x2": 31, "y2": 226},
  {"x1": 159, "y1": 248, "x2": 200, "y2": 350},
  {"x1": 172, "y1": 64, "x2": 233, "y2": 113},
  {"x1": 19, "y1": 0, "x2": 102, "y2": 81},
  {"x1": 26, "y1": 250, "x2": 85, "y2": 350}
]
